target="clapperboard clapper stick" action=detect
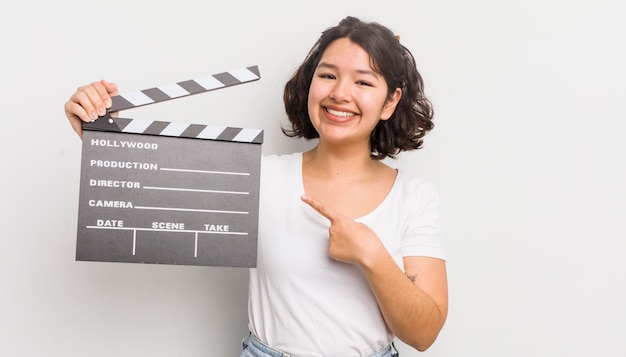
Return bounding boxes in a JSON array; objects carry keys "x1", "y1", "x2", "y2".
[{"x1": 76, "y1": 66, "x2": 263, "y2": 267}]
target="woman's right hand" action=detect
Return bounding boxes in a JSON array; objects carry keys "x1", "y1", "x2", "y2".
[{"x1": 64, "y1": 79, "x2": 118, "y2": 138}]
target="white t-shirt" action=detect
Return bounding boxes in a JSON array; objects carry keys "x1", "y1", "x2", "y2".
[{"x1": 248, "y1": 152, "x2": 445, "y2": 356}]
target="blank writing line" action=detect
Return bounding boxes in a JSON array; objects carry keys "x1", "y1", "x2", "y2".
[
  {"x1": 143, "y1": 186, "x2": 249, "y2": 195},
  {"x1": 160, "y1": 167, "x2": 250, "y2": 176},
  {"x1": 134, "y1": 205, "x2": 248, "y2": 215}
]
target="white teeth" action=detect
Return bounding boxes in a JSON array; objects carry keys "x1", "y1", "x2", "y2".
[{"x1": 326, "y1": 108, "x2": 355, "y2": 118}]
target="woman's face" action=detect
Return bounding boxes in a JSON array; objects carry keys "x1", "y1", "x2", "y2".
[{"x1": 307, "y1": 38, "x2": 401, "y2": 147}]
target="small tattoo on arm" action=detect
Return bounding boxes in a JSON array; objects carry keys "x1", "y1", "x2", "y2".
[{"x1": 407, "y1": 274, "x2": 417, "y2": 283}]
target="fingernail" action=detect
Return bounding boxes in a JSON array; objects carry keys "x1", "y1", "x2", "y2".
[
  {"x1": 104, "y1": 99, "x2": 111, "y2": 108},
  {"x1": 98, "y1": 107, "x2": 106, "y2": 116},
  {"x1": 90, "y1": 111, "x2": 98, "y2": 120}
]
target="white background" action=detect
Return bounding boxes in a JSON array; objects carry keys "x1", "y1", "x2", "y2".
[{"x1": 1, "y1": 1, "x2": 624, "y2": 356}]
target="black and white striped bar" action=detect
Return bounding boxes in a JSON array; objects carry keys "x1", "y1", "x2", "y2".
[
  {"x1": 107, "y1": 65, "x2": 260, "y2": 112},
  {"x1": 82, "y1": 65, "x2": 263, "y2": 144},
  {"x1": 86, "y1": 118, "x2": 263, "y2": 144}
]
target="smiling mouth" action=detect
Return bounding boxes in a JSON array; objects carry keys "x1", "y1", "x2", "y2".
[{"x1": 325, "y1": 107, "x2": 356, "y2": 118}]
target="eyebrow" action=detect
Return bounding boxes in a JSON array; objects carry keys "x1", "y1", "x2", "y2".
[{"x1": 316, "y1": 62, "x2": 381, "y2": 79}]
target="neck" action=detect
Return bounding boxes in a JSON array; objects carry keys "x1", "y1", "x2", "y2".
[{"x1": 304, "y1": 142, "x2": 379, "y2": 179}]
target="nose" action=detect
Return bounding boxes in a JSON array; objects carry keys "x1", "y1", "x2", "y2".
[{"x1": 329, "y1": 80, "x2": 352, "y2": 103}]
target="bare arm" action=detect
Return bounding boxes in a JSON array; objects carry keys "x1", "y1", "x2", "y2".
[
  {"x1": 362, "y1": 253, "x2": 447, "y2": 351},
  {"x1": 301, "y1": 194, "x2": 448, "y2": 351}
]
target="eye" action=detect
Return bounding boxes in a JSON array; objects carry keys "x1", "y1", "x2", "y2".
[
  {"x1": 318, "y1": 73, "x2": 336, "y2": 80},
  {"x1": 356, "y1": 80, "x2": 373, "y2": 87}
]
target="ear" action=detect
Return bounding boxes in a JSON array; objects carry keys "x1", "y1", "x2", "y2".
[{"x1": 380, "y1": 88, "x2": 402, "y2": 121}]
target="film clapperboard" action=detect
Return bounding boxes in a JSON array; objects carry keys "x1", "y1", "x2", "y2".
[{"x1": 76, "y1": 66, "x2": 262, "y2": 268}]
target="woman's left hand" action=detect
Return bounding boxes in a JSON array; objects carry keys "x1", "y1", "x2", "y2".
[{"x1": 301, "y1": 194, "x2": 384, "y2": 267}]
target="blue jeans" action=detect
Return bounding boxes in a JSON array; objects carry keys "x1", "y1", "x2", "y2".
[{"x1": 241, "y1": 333, "x2": 399, "y2": 357}]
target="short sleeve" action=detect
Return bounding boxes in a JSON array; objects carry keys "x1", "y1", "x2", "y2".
[{"x1": 401, "y1": 178, "x2": 446, "y2": 260}]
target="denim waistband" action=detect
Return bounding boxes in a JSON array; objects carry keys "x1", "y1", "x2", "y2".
[{"x1": 241, "y1": 333, "x2": 399, "y2": 357}]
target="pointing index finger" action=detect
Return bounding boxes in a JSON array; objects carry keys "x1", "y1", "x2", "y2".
[{"x1": 301, "y1": 195, "x2": 338, "y2": 222}]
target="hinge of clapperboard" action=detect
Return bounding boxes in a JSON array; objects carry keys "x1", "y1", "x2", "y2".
[{"x1": 83, "y1": 65, "x2": 263, "y2": 144}]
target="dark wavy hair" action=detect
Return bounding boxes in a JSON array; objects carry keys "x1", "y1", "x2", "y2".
[{"x1": 283, "y1": 16, "x2": 434, "y2": 160}]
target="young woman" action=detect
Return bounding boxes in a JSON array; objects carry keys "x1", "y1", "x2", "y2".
[{"x1": 65, "y1": 16, "x2": 447, "y2": 357}]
